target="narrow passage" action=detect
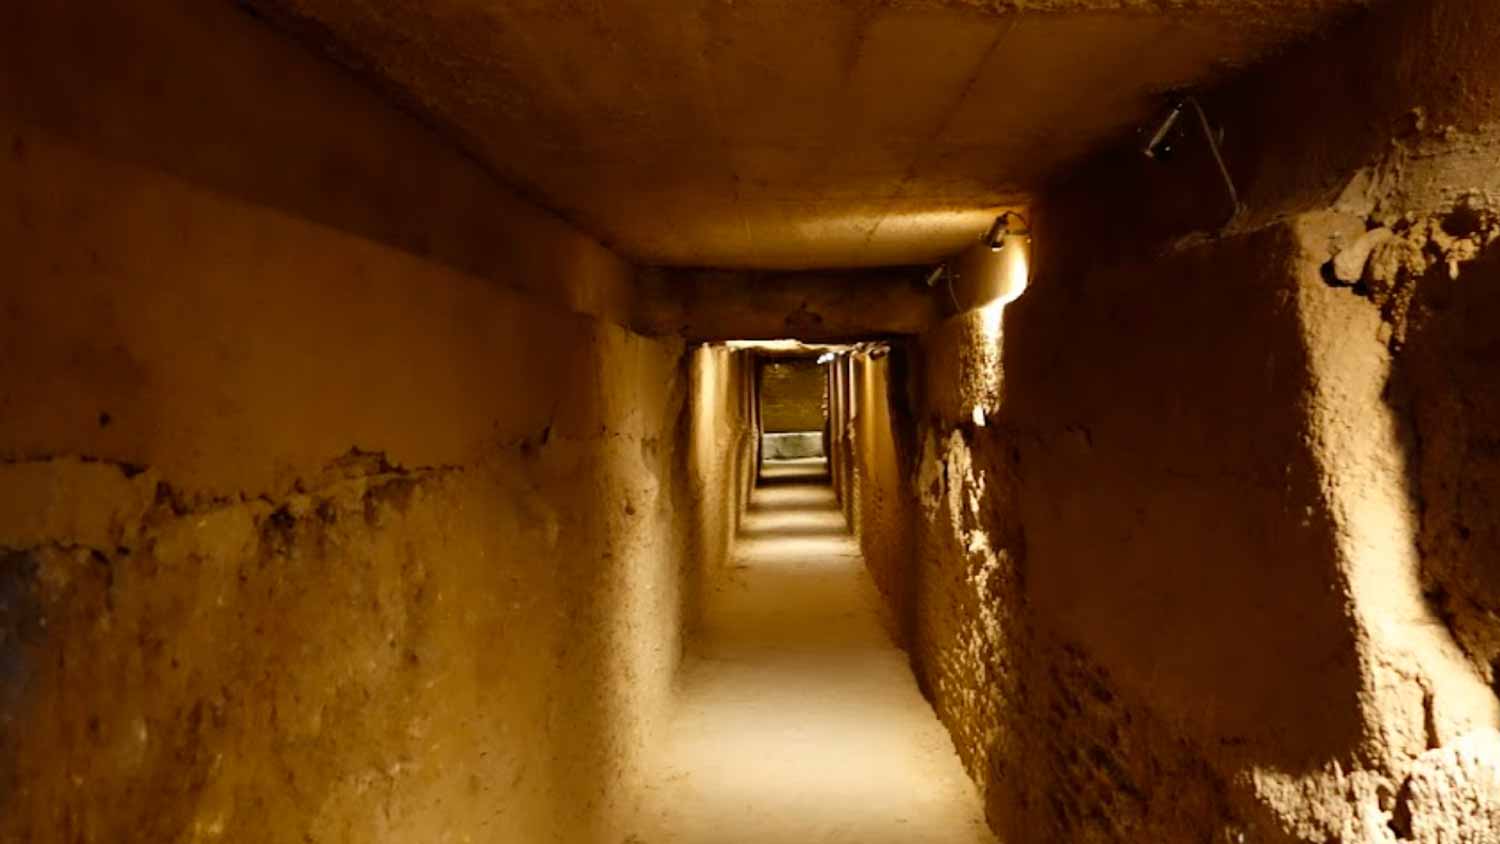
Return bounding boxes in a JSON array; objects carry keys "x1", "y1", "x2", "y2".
[{"x1": 632, "y1": 458, "x2": 995, "y2": 843}]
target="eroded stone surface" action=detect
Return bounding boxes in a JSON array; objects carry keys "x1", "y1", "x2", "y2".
[
  {"x1": 0, "y1": 7, "x2": 763, "y2": 840},
  {"x1": 1396, "y1": 731, "x2": 1500, "y2": 844}
]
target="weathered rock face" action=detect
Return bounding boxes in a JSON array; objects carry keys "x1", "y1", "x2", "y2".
[
  {"x1": 827, "y1": 349, "x2": 918, "y2": 644},
  {"x1": 685, "y1": 345, "x2": 762, "y2": 628},
  {"x1": 1394, "y1": 732, "x2": 1500, "y2": 844},
  {"x1": 0, "y1": 447, "x2": 674, "y2": 843},
  {"x1": 0, "y1": 4, "x2": 759, "y2": 841},
  {"x1": 840, "y1": 220, "x2": 1500, "y2": 844},
  {"x1": 1389, "y1": 236, "x2": 1500, "y2": 684},
  {"x1": 836, "y1": 307, "x2": 1263, "y2": 842},
  {"x1": 829, "y1": 1, "x2": 1500, "y2": 840},
  {"x1": 7, "y1": 0, "x2": 1500, "y2": 841}
]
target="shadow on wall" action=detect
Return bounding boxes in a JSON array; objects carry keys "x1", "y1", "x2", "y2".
[
  {"x1": 0, "y1": 550, "x2": 39, "y2": 718},
  {"x1": 998, "y1": 228, "x2": 1368, "y2": 773},
  {"x1": 684, "y1": 345, "x2": 761, "y2": 632},
  {"x1": 867, "y1": 227, "x2": 1396, "y2": 842},
  {"x1": 1390, "y1": 239, "x2": 1500, "y2": 684},
  {"x1": 0, "y1": 1, "x2": 634, "y2": 321}
]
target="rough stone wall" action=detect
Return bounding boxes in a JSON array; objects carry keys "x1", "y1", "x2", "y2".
[
  {"x1": 904, "y1": 311, "x2": 1027, "y2": 833},
  {"x1": 760, "y1": 359, "x2": 828, "y2": 433},
  {"x1": 0, "y1": 439, "x2": 686, "y2": 844},
  {"x1": 828, "y1": 306, "x2": 1245, "y2": 842},
  {"x1": 828, "y1": 349, "x2": 918, "y2": 646},
  {"x1": 1382, "y1": 225, "x2": 1500, "y2": 688},
  {"x1": 684, "y1": 345, "x2": 760, "y2": 628},
  {"x1": 844, "y1": 221, "x2": 1500, "y2": 844},
  {"x1": 1012, "y1": 0, "x2": 1500, "y2": 835},
  {"x1": 0, "y1": 4, "x2": 728, "y2": 842},
  {"x1": 1033, "y1": 0, "x2": 1500, "y2": 284},
  {"x1": 836, "y1": 1, "x2": 1500, "y2": 839},
  {"x1": 914, "y1": 213, "x2": 1500, "y2": 844}
]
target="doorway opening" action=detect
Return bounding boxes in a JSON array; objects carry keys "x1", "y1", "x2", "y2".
[{"x1": 758, "y1": 353, "x2": 831, "y2": 461}]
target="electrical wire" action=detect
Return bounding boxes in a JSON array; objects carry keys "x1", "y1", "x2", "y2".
[{"x1": 1186, "y1": 96, "x2": 1243, "y2": 225}]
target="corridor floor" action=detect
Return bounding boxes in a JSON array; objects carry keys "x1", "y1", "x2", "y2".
[{"x1": 630, "y1": 458, "x2": 996, "y2": 843}]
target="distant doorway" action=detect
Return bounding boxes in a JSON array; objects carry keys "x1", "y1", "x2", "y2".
[{"x1": 759, "y1": 356, "x2": 827, "y2": 460}]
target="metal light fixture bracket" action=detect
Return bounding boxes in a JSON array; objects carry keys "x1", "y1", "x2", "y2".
[
  {"x1": 1143, "y1": 94, "x2": 1244, "y2": 228},
  {"x1": 984, "y1": 211, "x2": 1031, "y2": 251}
]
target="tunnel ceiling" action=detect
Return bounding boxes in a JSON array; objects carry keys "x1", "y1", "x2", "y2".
[{"x1": 248, "y1": 0, "x2": 1369, "y2": 270}]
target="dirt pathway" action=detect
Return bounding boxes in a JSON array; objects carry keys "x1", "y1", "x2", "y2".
[{"x1": 630, "y1": 458, "x2": 996, "y2": 843}]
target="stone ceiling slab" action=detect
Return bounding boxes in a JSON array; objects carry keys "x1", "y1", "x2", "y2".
[{"x1": 246, "y1": 0, "x2": 1371, "y2": 269}]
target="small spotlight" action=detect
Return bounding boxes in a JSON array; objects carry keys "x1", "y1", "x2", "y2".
[
  {"x1": 924, "y1": 265, "x2": 946, "y2": 287},
  {"x1": 816, "y1": 352, "x2": 835, "y2": 364},
  {"x1": 984, "y1": 216, "x2": 1008, "y2": 251},
  {"x1": 983, "y1": 212, "x2": 1030, "y2": 251}
]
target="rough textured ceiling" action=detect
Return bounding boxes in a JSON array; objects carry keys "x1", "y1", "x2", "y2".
[{"x1": 248, "y1": 0, "x2": 1370, "y2": 269}]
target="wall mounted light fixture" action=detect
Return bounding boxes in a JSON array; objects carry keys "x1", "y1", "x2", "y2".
[
  {"x1": 983, "y1": 211, "x2": 1031, "y2": 251},
  {"x1": 1143, "y1": 100, "x2": 1185, "y2": 161}
]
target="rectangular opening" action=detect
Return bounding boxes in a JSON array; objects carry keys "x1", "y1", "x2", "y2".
[{"x1": 758, "y1": 356, "x2": 828, "y2": 460}]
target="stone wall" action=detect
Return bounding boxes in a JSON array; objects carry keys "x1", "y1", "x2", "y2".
[
  {"x1": 828, "y1": 349, "x2": 918, "y2": 646},
  {"x1": 0, "y1": 3, "x2": 752, "y2": 841},
  {"x1": 833, "y1": 0, "x2": 1500, "y2": 839},
  {"x1": 843, "y1": 222, "x2": 1500, "y2": 844},
  {"x1": 684, "y1": 345, "x2": 761, "y2": 629}
]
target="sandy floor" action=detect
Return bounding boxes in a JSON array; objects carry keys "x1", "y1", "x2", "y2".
[{"x1": 630, "y1": 459, "x2": 996, "y2": 843}]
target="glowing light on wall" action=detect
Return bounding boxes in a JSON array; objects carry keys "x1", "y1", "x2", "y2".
[
  {"x1": 977, "y1": 235, "x2": 1029, "y2": 342},
  {"x1": 967, "y1": 233, "x2": 1029, "y2": 419},
  {"x1": 996, "y1": 235, "x2": 1030, "y2": 306}
]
